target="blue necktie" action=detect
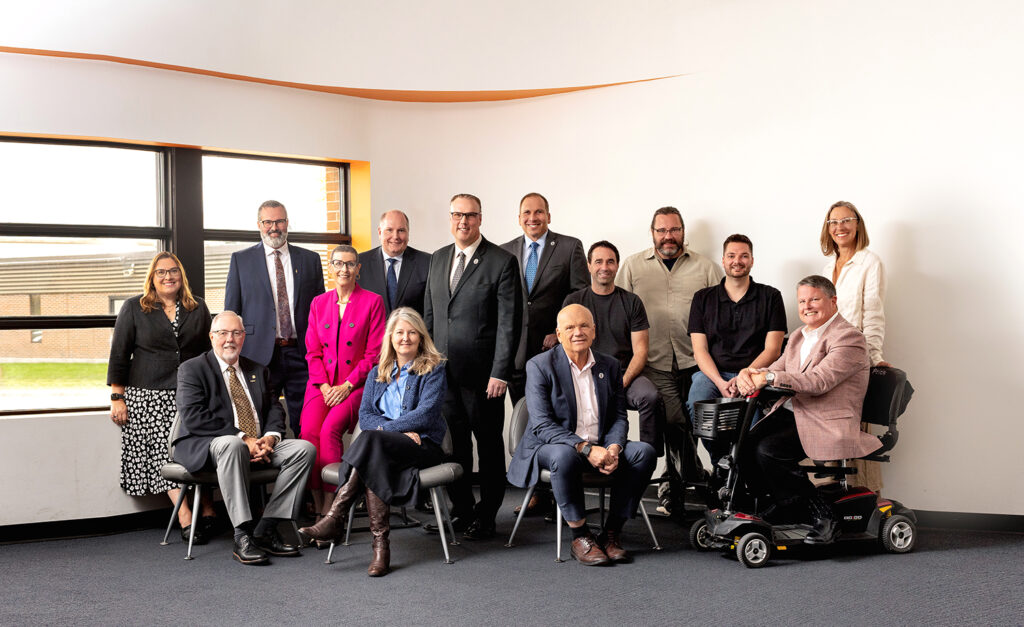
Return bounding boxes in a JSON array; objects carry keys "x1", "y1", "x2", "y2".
[
  {"x1": 386, "y1": 257, "x2": 399, "y2": 309},
  {"x1": 525, "y1": 241, "x2": 539, "y2": 293}
]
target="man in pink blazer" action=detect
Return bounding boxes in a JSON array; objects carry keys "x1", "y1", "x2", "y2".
[{"x1": 736, "y1": 274, "x2": 880, "y2": 543}]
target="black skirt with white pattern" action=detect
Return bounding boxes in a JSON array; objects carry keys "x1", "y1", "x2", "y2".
[{"x1": 120, "y1": 387, "x2": 178, "y2": 496}]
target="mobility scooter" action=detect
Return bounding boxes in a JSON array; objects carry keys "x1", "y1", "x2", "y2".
[{"x1": 688, "y1": 366, "x2": 916, "y2": 568}]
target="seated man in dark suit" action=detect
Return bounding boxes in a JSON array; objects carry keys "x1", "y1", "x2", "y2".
[
  {"x1": 174, "y1": 311, "x2": 316, "y2": 565},
  {"x1": 357, "y1": 210, "x2": 431, "y2": 317},
  {"x1": 507, "y1": 304, "x2": 656, "y2": 565}
]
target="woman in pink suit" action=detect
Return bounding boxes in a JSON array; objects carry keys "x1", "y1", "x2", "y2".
[{"x1": 302, "y1": 244, "x2": 386, "y2": 517}]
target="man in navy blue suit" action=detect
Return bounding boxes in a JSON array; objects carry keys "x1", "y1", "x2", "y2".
[
  {"x1": 507, "y1": 304, "x2": 655, "y2": 565},
  {"x1": 225, "y1": 200, "x2": 325, "y2": 437}
]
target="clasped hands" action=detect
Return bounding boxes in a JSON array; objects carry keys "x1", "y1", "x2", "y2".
[
  {"x1": 581, "y1": 443, "x2": 621, "y2": 475},
  {"x1": 320, "y1": 381, "x2": 353, "y2": 407},
  {"x1": 243, "y1": 435, "x2": 278, "y2": 463},
  {"x1": 735, "y1": 368, "x2": 769, "y2": 397}
]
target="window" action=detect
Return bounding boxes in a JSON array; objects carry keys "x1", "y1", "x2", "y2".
[{"x1": 0, "y1": 138, "x2": 350, "y2": 415}]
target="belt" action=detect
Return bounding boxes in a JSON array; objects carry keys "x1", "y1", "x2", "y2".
[{"x1": 275, "y1": 338, "x2": 297, "y2": 347}]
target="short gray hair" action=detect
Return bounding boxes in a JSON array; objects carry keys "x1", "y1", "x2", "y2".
[
  {"x1": 211, "y1": 310, "x2": 244, "y2": 331},
  {"x1": 257, "y1": 200, "x2": 286, "y2": 219},
  {"x1": 797, "y1": 275, "x2": 836, "y2": 298}
]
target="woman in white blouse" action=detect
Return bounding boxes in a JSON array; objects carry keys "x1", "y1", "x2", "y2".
[
  {"x1": 820, "y1": 200, "x2": 889, "y2": 491},
  {"x1": 820, "y1": 200, "x2": 890, "y2": 367}
]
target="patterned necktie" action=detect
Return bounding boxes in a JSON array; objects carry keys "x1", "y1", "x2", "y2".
[
  {"x1": 450, "y1": 251, "x2": 466, "y2": 292},
  {"x1": 525, "y1": 241, "x2": 539, "y2": 292},
  {"x1": 386, "y1": 257, "x2": 399, "y2": 309},
  {"x1": 227, "y1": 366, "x2": 259, "y2": 438},
  {"x1": 273, "y1": 250, "x2": 294, "y2": 339}
]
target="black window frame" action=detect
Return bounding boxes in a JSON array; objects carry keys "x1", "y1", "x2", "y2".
[{"x1": 0, "y1": 136, "x2": 350, "y2": 416}]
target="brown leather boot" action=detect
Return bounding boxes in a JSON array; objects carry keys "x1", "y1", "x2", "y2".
[
  {"x1": 298, "y1": 469, "x2": 363, "y2": 545},
  {"x1": 365, "y1": 488, "x2": 391, "y2": 577}
]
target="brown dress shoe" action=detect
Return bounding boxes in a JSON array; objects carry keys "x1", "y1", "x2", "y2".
[
  {"x1": 298, "y1": 469, "x2": 363, "y2": 545},
  {"x1": 366, "y1": 488, "x2": 391, "y2": 577},
  {"x1": 570, "y1": 533, "x2": 610, "y2": 566},
  {"x1": 597, "y1": 530, "x2": 631, "y2": 563}
]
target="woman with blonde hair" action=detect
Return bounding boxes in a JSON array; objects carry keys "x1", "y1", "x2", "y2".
[
  {"x1": 107, "y1": 251, "x2": 216, "y2": 541},
  {"x1": 299, "y1": 307, "x2": 447, "y2": 576}
]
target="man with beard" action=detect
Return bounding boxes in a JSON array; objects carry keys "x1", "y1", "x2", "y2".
[
  {"x1": 357, "y1": 210, "x2": 431, "y2": 317},
  {"x1": 225, "y1": 200, "x2": 325, "y2": 437},
  {"x1": 687, "y1": 234, "x2": 787, "y2": 472},
  {"x1": 616, "y1": 206, "x2": 722, "y2": 518}
]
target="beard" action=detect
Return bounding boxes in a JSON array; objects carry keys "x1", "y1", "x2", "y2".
[{"x1": 261, "y1": 231, "x2": 287, "y2": 248}]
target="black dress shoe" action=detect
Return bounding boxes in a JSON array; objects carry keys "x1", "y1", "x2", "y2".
[
  {"x1": 232, "y1": 535, "x2": 269, "y2": 565},
  {"x1": 462, "y1": 519, "x2": 496, "y2": 541},
  {"x1": 180, "y1": 525, "x2": 208, "y2": 545},
  {"x1": 199, "y1": 515, "x2": 219, "y2": 538},
  {"x1": 804, "y1": 517, "x2": 837, "y2": 544},
  {"x1": 423, "y1": 516, "x2": 470, "y2": 535},
  {"x1": 253, "y1": 528, "x2": 301, "y2": 557}
]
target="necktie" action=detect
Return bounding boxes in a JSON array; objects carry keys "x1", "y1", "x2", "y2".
[
  {"x1": 227, "y1": 366, "x2": 259, "y2": 438},
  {"x1": 525, "y1": 241, "x2": 539, "y2": 292},
  {"x1": 273, "y1": 250, "x2": 294, "y2": 339},
  {"x1": 450, "y1": 252, "x2": 466, "y2": 292},
  {"x1": 386, "y1": 257, "x2": 399, "y2": 309}
]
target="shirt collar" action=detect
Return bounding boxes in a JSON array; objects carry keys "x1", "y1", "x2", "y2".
[
  {"x1": 382, "y1": 248, "x2": 404, "y2": 263},
  {"x1": 455, "y1": 236, "x2": 482, "y2": 257},
  {"x1": 801, "y1": 310, "x2": 840, "y2": 340},
  {"x1": 263, "y1": 242, "x2": 288, "y2": 258},
  {"x1": 716, "y1": 277, "x2": 758, "y2": 302},
  {"x1": 524, "y1": 231, "x2": 548, "y2": 251},
  {"x1": 215, "y1": 353, "x2": 239, "y2": 375},
  {"x1": 565, "y1": 348, "x2": 596, "y2": 374}
]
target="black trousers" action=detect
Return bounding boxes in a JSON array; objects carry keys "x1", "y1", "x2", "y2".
[
  {"x1": 443, "y1": 376, "x2": 507, "y2": 524},
  {"x1": 645, "y1": 364, "x2": 704, "y2": 499},
  {"x1": 268, "y1": 343, "x2": 307, "y2": 438},
  {"x1": 339, "y1": 430, "x2": 444, "y2": 507},
  {"x1": 744, "y1": 408, "x2": 816, "y2": 504}
]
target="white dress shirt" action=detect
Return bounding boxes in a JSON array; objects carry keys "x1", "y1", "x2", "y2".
[
  {"x1": 381, "y1": 248, "x2": 403, "y2": 281},
  {"x1": 449, "y1": 236, "x2": 482, "y2": 286},
  {"x1": 824, "y1": 248, "x2": 886, "y2": 365},
  {"x1": 263, "y1": 242, "x2": 296, "y2": 339},
  {"x1": 567, "y1": 349, "x2": 600, "y2": 444},
  {"x1": 214, "y1": 354, "x2": 281, "y2": 441}
]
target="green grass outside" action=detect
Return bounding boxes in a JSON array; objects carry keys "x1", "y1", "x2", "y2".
[{"x1": 0, "y1": 363, "x2": 107, "y2": 388}]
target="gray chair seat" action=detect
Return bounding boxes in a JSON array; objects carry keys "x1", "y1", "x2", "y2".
[{"x1": 161, "y1": 462, "x2": 280, "y2": 486}]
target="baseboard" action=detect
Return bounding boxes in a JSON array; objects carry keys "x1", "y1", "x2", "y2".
[{"x1": 913, "y1": 510, "x2": 1024, "y2": 534}]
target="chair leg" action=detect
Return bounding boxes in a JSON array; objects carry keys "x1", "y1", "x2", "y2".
[
  {"x1": 638, "y1": 500, "x2": 662, "y2": 550},
  {"x1": 161, "y1": 484, "x2": 188, "y2": 546},
  {"x1": 599, "y1": 487, "x2": 607, "y2": 528},
  {"x1": 555, "y1": 503, "x2": 564, "y2": 563},
  {"x1": 325, "y1": 541, "x2": 336, "y2": 564},
  {"x1": 185, "y1": 485, "x2": 201, "y2": 560},
  {"x1": 343, "y1": 496, "x2": 358, "y2": 546},
  {"x1": 400, "y1": 506, "x2": 410, "y2": 524},
  {"x1": 438, "y1": 492, "x2": 459, "y2": 546},
  {"x1": 430, "y1": 488, "x2": 454, "y2": 564},
  {"x1": 505, "y1": 486, "x2": 535, "y2": 547}
]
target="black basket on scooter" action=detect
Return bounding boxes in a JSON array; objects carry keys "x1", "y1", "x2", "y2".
[{"x1": 692, "y1": 398, "x2": 747, "y2": 441}]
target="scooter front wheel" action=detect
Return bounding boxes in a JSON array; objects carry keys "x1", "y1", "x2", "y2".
[
  {"x1": 880, "y1": 515, "x2": 916, "y2": 553},
  {"x1": 689, "y1": 519, "x2": 711, "y2": 552},
  {"x1": 736, "y1": 532, "x2": 771, "y2": 568}
]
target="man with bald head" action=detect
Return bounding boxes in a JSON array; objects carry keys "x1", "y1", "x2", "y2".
[
  {"x1": 507, "y1": 305, "x2": 656, "y2": 565},
  {"x1": 174, "y1": 311, "x2": 316, "y2": 565},
  {"x1": 357, "y1": 210, "x2": 432, "y2": 317}
]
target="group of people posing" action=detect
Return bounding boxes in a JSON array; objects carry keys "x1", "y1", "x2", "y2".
[{"x1": 107, "y1": 194, "x2": 889, "y2": 572}]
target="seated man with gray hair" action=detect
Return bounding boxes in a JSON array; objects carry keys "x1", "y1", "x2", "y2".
[
  {"x1": 735, "y1": 275, "x2": 880, "y2": 544},
  {"x1": 174, "y1": 310, "x2": 316, "y2": 565}
]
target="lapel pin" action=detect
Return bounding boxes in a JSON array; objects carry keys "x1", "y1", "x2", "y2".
[
  {"x1": 473, "y1": 258, "x2": 479, "y2": 265},
  {"x1": 598, "y1": 372, "x2": 604, "y2": 379}
]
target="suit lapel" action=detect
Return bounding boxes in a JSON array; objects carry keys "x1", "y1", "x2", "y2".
[
  {"x1": 552, "y1": 347, "x2": 578, "y2": 432},
  {"x1": 206, "y1": 351, "x2": 235, "y2": 424},
  {"x1": 451, "y1": 238, "x2": 487, "y2": 300},
  {"x1": 252, "y1": 244, "x2": 274, "y2": 301},
  {"x1": 287, "y1": 244, "x2": 303, "y2": 311},
  {"x1": 593, "y1": 356, "x2": 609, "y2": 433},
  {"x1": 395, "y1": 249, "x2": 412, "y2": 303},
  {"x1": 511, "y1": 236, "x2": 529, "y2": 293},
  {"x1": 530, "y1": 232, "x2": 557, "y2": 296}
]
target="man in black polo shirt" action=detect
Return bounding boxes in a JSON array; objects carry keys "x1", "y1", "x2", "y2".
[
  {"x1": 563, "y1": 240, "x2": 663, "y2": 451},
  {"x1": 687, "y1": 234, "x2": 787, "y2": 466}
]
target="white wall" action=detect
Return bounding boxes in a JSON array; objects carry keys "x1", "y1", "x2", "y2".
[{"x1": 2, "y1": 1, "x2": 1022, "y2": 523}]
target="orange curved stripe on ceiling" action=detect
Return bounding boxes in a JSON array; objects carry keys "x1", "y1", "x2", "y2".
[{"x1": 0, "y1": 45, "x2": 681, "y2": 102}]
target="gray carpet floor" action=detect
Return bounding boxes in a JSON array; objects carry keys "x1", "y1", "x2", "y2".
[{"x1": 2, "y1": 490, "x2": 1022, "y2": 626}]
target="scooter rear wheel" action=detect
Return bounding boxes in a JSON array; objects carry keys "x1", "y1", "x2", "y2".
[
  {"x1": 880, "y1": 515, "x2": 916, "y2": 553},
  {"x1": 689, "y1": 519, "x2": 711, "y2": 552},
  {"x1": 736, "y1": 532, "x2": 771, "y2": 568}
]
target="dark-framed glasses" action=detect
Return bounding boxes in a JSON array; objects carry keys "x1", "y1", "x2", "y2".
[
  {"x1": 329, "y1": 260, "x2": 358, "y2": 270},
  {"x1": 450, "y1": 211, "x2": 481, "y2": 222},
  {"x1": 154, "y1": 267, "x2": 181, "y2": 278},
  {"x1": 653, "y1": 227, "x2": 683, "y2": 236},
  {"x1": 259, "y1": 218, "x2": 288, "y2": 228},
  {"x1": 212, "y1": 329, "x2": 245, "y2": 338}
]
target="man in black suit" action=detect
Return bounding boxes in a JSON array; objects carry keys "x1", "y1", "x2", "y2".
[
  {"x1": 174, "y1": 311, "x2": 315, "y2": 565},
  {"x1": 424, "y1": 193, "x2": 522, "y2": 540},
  {"x1": 224, "y1": 200, "x2": 325, "y2": 437},
  {"x1": 356, "y1": 210, "x2": 431, "y2": 317},
  {"x1": 500, "y1": 193, "x2": 589, "y2": 405}
]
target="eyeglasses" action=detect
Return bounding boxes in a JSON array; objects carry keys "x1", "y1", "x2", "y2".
[
  {"x1": 259, "y1": 219, "x2": 288, "y2": 229},
  {"x1": 826, "y1": 217, "x2": 858, "y2": 227},
  {"x1": 450, "y1": 211, "x2": 481, "y2": 222},
  {"x1": 653, "y1": 227, "x2": 683, "y2": 236},
  {"x1": 154, "y1": 268, "x2": 181, "y2": 278},
  {"x1": 329, "y1": 260, "x2": 358, "y2": 270},
  {"x1": 211, "y1": 330, "x2": 245, "y2": 338}
]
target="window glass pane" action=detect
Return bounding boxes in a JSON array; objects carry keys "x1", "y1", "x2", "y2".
[
  {"x1": 0, "y1": 237, "x2": 161, "y2": 316},
  {"x1": 0, "y1": 142, "x2": 161, "y2": 226},
  {"x1": 202, "y1": 156, "x2": 343, "y2": 232},
  {"x1": 0, "y1": 328, "x2": 112, "y2": 412},
  {"x1": 204, "y1": 241, "x2": 330, "y2": 313}
]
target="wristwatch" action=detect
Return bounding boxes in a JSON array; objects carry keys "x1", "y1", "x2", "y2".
[
  {"x1": 764, "y1": 372, "x2": 775, "y2": 386},
  {"x1": 580, "y1": 442, "x2": 593, "y2": 457},
  {"x1": 111, "y1": 393, "x2": 125, "y2": 401}
]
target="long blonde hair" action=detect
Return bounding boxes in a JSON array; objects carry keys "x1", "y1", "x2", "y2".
[
  {"x1": 819, "y1": 200, "x2": 870, "y2": 256},
  {"x1": 139, "y1": 251, "x2": 199, "y2": 313},
  {"x1": 376, "y1": 307, "x2": 445, "y2": 383}
]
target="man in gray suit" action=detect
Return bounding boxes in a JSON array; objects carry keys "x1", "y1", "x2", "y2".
[
  {"x1": 424, "y1": 193, "x2": 522, "y2": 540},
  {"x1": 500, "y1": 193, "x2": 589, "y2": 404},
  {"x1": 174, "y1": 311, "x2": 315, "y2": 565},
  {"x1": 357, "y1": 210, "x2": 431, "y2": 317}
]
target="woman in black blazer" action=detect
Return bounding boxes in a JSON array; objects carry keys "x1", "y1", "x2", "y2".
[{"x1": 107, "y1": 252, "x2": 214, "y2": 541}]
